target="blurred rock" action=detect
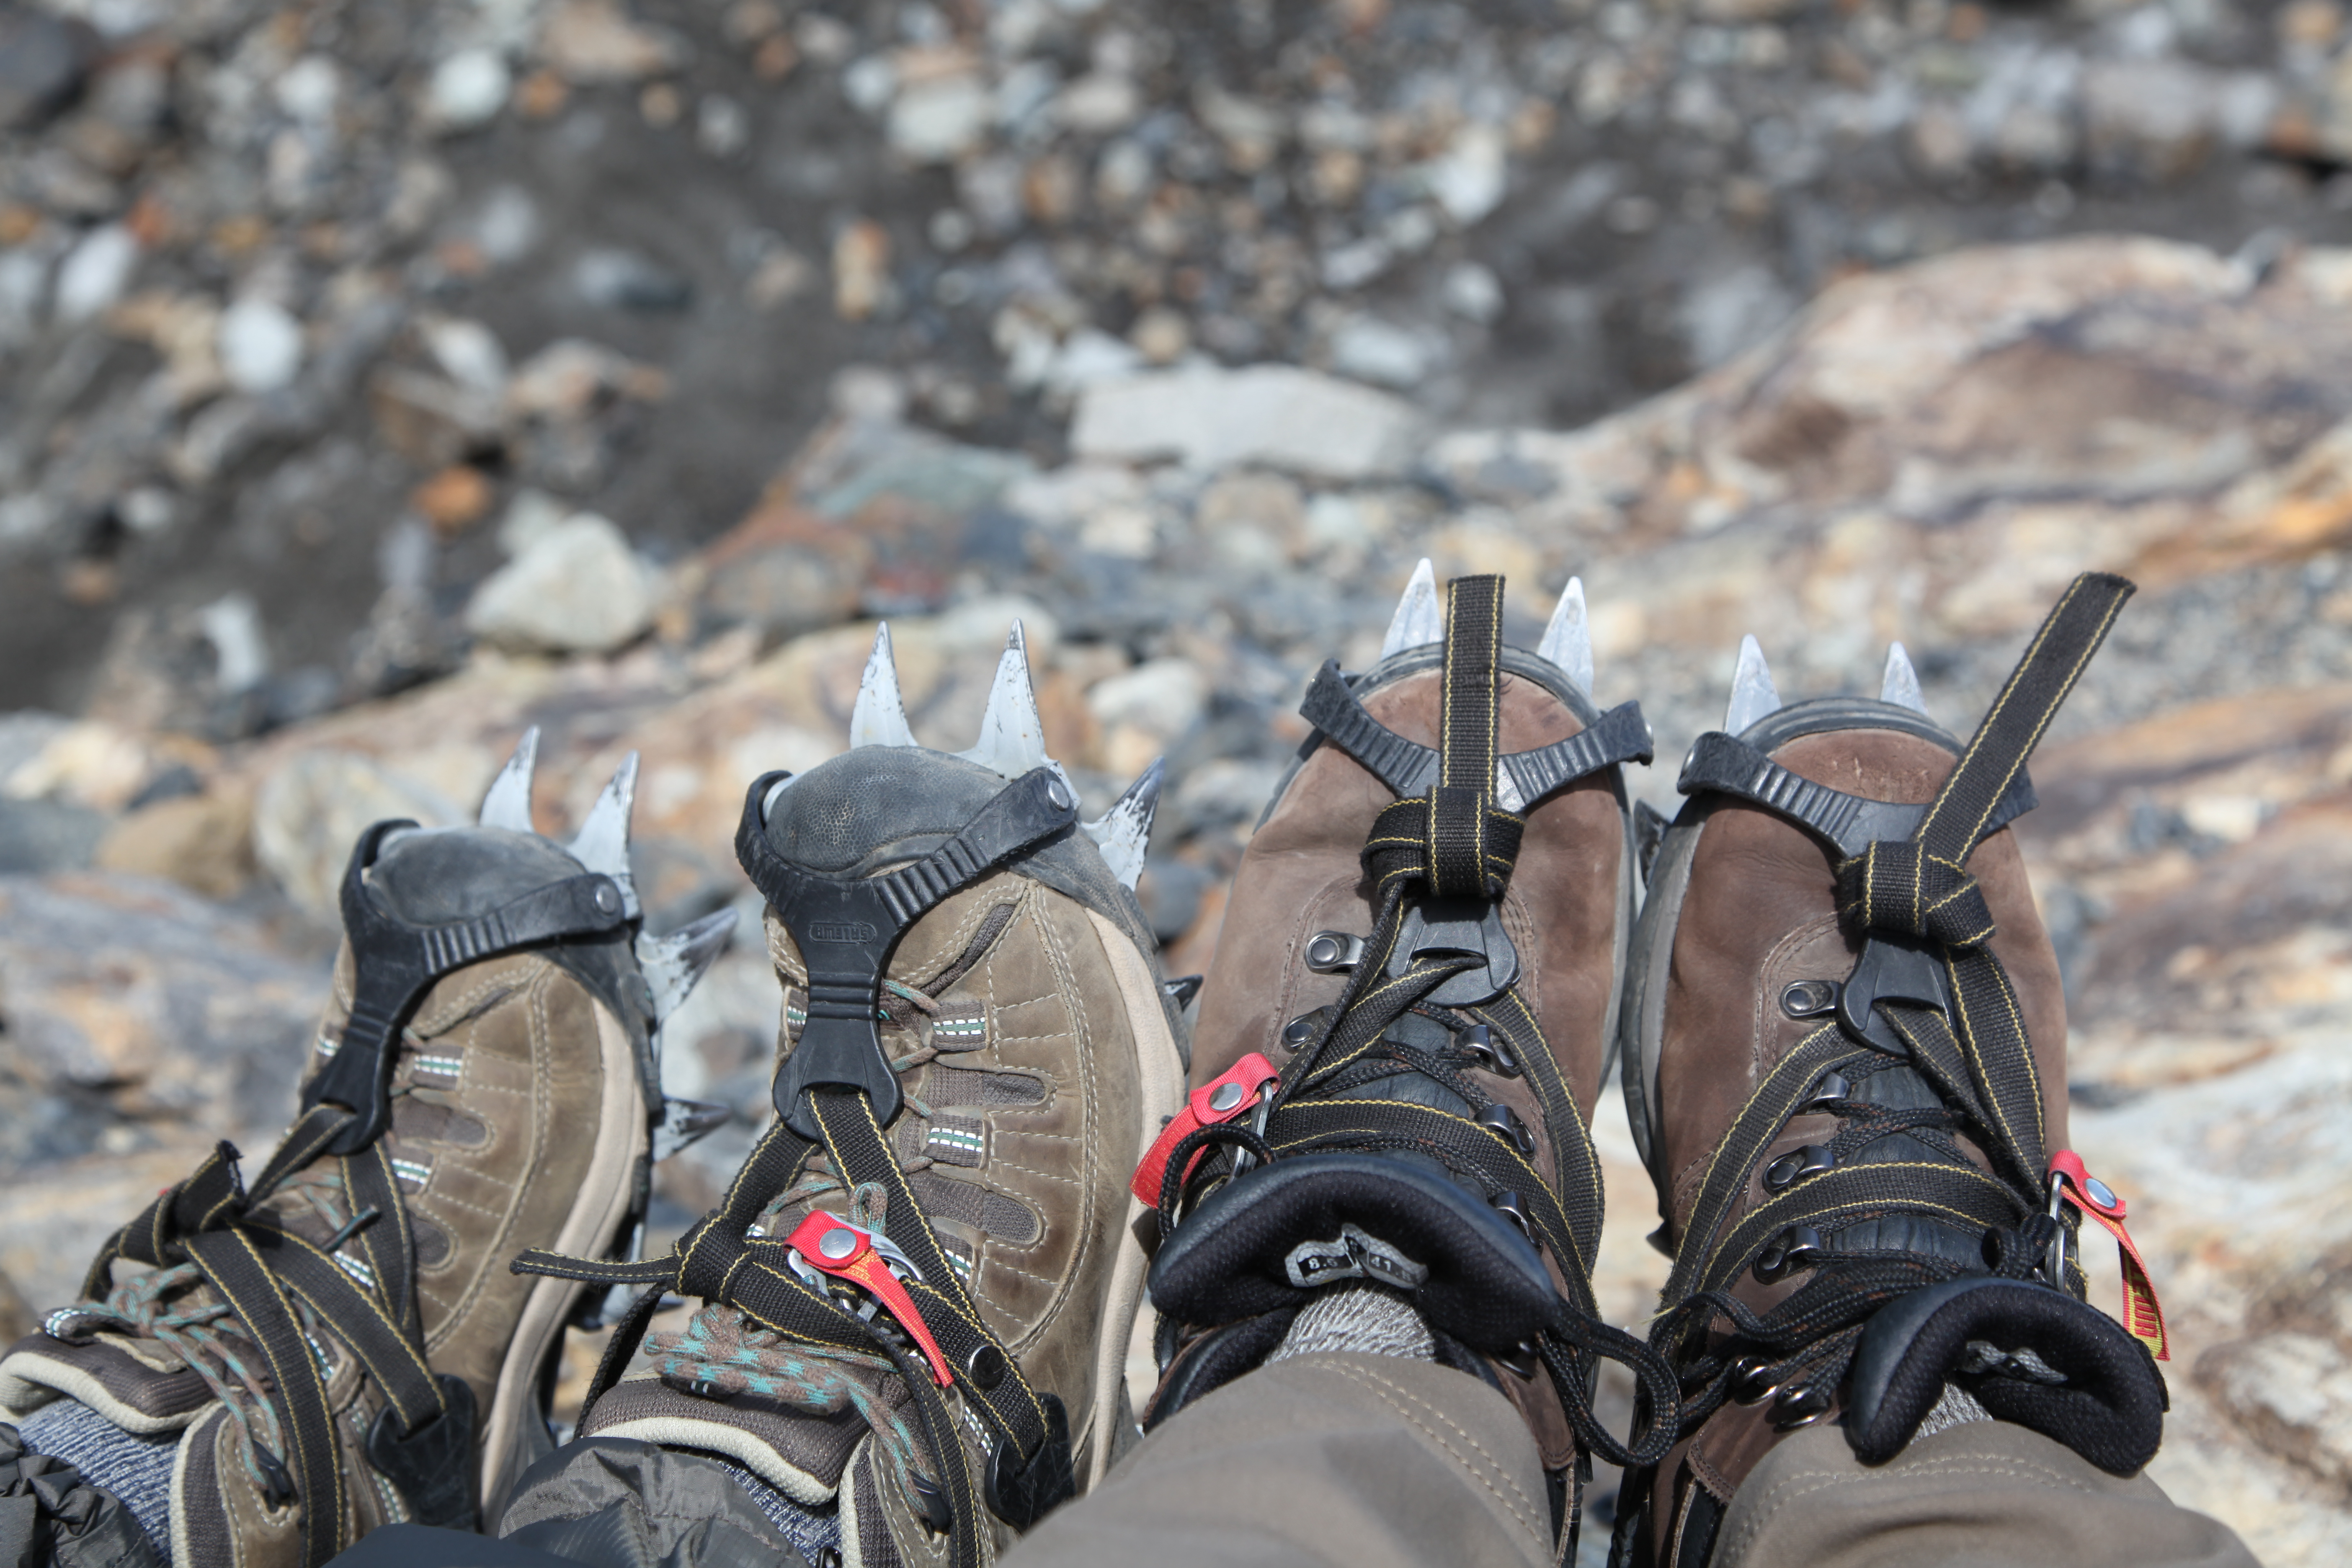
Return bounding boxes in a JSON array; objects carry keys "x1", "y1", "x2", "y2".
[
  {"x1": 217, "y1": 296, "x2": 305, "y2": 395},
  {"x1": 369, "y1": 366, "x2": 504, "y2": 468},
  {"x1": 2200, "y1": 1334, "x2": 2352, "y2": 1488},
  {"x1": 1072, "y1": 365, "x2": 1418, "y2": 479},
  {"x1": 0, "y1": 5, "x2": 96, "y2": 132},
  {"x1": 252, "y1": 750, "x2": 462, "y2": 918},
  {"x1": 424, "y1": 49, "x2": 512, "y2": 134},
  {"x1": 0, "y1": 872, "x2": 319, "y2": 1142},
  {"x1": 52, "y1": 222, "x2": 134, "y2": 321},
  {"x1": 94, "y1": 789, "x2": 256, "y2": 900},
  {"x1": 0, "y1": 798, "x2": 104, "y2": 874},
  {"x1": 539, "y1": 0, "x2": 689, "y2": 84},
  {"x1": 466, "y1": 511, "x2": 656, "y2": 654}
]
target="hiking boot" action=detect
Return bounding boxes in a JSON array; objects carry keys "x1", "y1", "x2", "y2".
[
  {"x1": 0, "y1": 735, "x2": 733, "y2": 1568},
  {"x1": 1140, "y1": 567, "x2": 1677, "y2": 1557},
  {"x1": 513, "y1": 624, "x2": 1186, "y2": 1568},
  {"x1": 1614, "y1": 573, "x2": 2172, "y2": 1567}
]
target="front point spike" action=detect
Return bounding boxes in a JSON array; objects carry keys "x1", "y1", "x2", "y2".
[
  {"x1": 1082, "y1": 757, "x2": 1163, "y2": 891},
  {"x1": 1379, "y1": 558, "x2": 1443, "y2": 659},
  {"x1": 477, "y1": 727, "x2": 542, "y2": 831},
  {"x1": 1880, "y1": 641, "x2": 1928, "y2": 715},
  {"x1": 851, "y1": 623, "x2": 919, "y2": 748},
  {"x1": 957, "y1": 623, "x2": 1051, "y2": 780},
  {"x1": 568, "y1": 752, "x2": 642, "y2": 918},
  {"x1": 1724, "y1": 635, "x2": 1782, "y2": 735},
  {"x1": 1536, "y1": 578, "x2": 1594, "y2": 696}
]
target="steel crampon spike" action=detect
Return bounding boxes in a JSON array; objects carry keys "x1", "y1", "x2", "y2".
[
  {"x1": 1535, "y1": 577, "x2": 1594, "y2": 697},
  {"x1": 1724, "y1": 634, "x2": 1783, "y2": 735},
  {"x1": 1379, "y1": 558, "x2": 1444, "y2": 659},
  {"x1": 957, "y1": 623, "x2": 1055, "y2": 781},
  {"x1": 635, "y1": 907, "x2": 738, "y2": 1026},
  {"x1": 477, "y1": 727, "x2": 542, "y2": 832},
  {"x1": 567, "y1": 753, "x2": 642, "y2": 918},
  {"x1": 1081, "y1": 757, "x2": 1163, "y2": 891},
  {"x1": 850, "y1": 623, "x2": 920, "y2": 749},
  {"x1": 1880, "y1": 641, "x2": 1928, "y2": 716}
]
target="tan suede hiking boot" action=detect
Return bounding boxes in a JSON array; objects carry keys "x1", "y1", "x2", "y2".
[
  {"x1": 1615, "y1": 575, "x2": 2173, "y2": 1568},
  {"x1": 0, "y1": 735, "x2": 732, "y2": 1567},
  {"x1": 1140, "y1": 567, "x2": 1677, "y2": 1559},
  {"x1": 514, "y1": 624, "x2": 1186, "y2": 1568}
]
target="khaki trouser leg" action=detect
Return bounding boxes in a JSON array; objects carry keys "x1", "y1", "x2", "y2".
[
  {"x1": 1009, "y1": 1355, "x2": 2261, "y2": 1568},
  {"x1": 1710, "y1": 1418, "x2": 2257, "y2": 1568},
  {"x1": 1006, "y1": 1354, "x2": 1553, "y2": 1568}
]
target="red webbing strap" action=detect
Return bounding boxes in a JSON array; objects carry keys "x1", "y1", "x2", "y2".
[{"x1": 2048, "y1": 1150, "x2": 2169, "y2": 1361}]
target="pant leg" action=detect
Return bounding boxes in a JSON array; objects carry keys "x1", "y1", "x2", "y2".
[
  {"x1": 1006, "y1": 1353, "x2": 1552, "y2": 1568},
  {"x1": 1712, "y1": 1418, "x2": 2259, "y2": 1568}
]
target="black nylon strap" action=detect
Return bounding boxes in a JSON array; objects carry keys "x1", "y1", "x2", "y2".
[
  {"x1": 1677, "y1": 730, "x2": 2037, "y2": 858},
  {"x1": 1439, "y1": 576, "x2": 1504, "y2": 797},
  {"x1": 1915, "y1": 574, "x2": 2133, "y2": 859},
  {"x1": 803, "y1": 1090, "x2": 1057, "y2": 1462},
  {"x1": 184, "y1": 1229, "x2": 346, "y2": 1565}
]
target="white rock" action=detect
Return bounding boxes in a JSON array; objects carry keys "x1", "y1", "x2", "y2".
[
  {"x1": 465, "y1": 512, "x2": 655, "y2": 654},
  {"x1": 1054, "y1": 72, "x2": 1139, "y2": 134},
  {"x1": 273, "y1": 56, "x2": 340, "y2": 124},
  {"x1": 843, "y1": 55, "x2": 897, "y2": 116},
  {"x1": 1329, "y1": 316, "x2": 1435, "y2": 389},
  {"x1": 196, "y1": 593, "x2": 268, "y2": 694},
  {"x1": 1088, "y1": 657, "x2": 1207, "y2": 737},
  {"x1": 495, "y1": 488, "x2": 571, "y2": 557},
  {"x1": 1442, "y1": 262, "x2": 1504, "y2": 324},
  {"x1": 420, "y1": 315, "x2": 510, "y2": 394},
  {"x1": 1045, "y1": 328, "x2": 1144, "y2": 396},
  {"x1": 425, "y1": 49, "x2": 511, "y2": 132},
  {"x1": 888, "y1": 72, "x2": 989, "y2": 162},
  {"x1": 1421, "y1": 122, "x2": 1508, "y2": 226},
  {"x1": 1071, "y1": 364, "x2": 1420, "y2": 480},
  {"x1": 53, "y1": 225, "x2": 137, "y2": 323},
  {"x1": 216, "y1": 297, "x2": 305, "y2": 394}
]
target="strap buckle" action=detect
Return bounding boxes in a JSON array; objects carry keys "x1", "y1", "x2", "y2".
[
  {"x1": 1387, "y1": 897, "x2": 1519, "y2": 1007},
  {"x1": 781, "y1": 1212, "x2": 955, "y2": 1385},
  {"x1": 1130, "y1": 1053, "x2": 1282, "y2": 1206},
  {"x1": 1835, "y1": 932, "x2": 1948, "y2": 1056}
]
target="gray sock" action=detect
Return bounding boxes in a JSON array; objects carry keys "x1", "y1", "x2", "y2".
[
  {"x1": 1268, "y1": 1286, "x2": 1435, "y2": 1363},
  {"x1": 715, "y1": 1458, "x2": 842, "y2": 1565},
  {"x1": 17, "y1": 1401, "x2": 175, "y2": 1564},
  {"x1": 1913, "y1": 1381, "x2": 1994, "y2": 1440}
]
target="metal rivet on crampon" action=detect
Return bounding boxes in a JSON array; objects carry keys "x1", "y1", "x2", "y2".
[
  {"x1": 818, "y1": 1228, "x2": 859, "y2": 1261},
  {"x1": 1045, "y1": 778, "x2": 1072, "y2": 810},
  {"x1": 1208, "y1": 1081, "x2": 1246, "y2": 1113},
  {"x1": 2085, "y1": 1176, "x2": 2117, "y2": 1209},
  {"x1": 965, "y1": 1344, "x2": 1008, "y2": 1390},
  {"x1": 593, "y1": 881, "x2": 620, "y2": 913}
]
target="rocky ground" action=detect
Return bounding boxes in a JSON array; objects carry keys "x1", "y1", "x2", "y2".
[{"x1": 3, "y1": 0, "x2": 2352, "y2": 1559}]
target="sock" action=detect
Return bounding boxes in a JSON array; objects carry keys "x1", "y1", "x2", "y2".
[
  {"x1": 17, "y1": 1401, "x2": 175, "y2": 1563},
  {"x1": 1913, "y1": 1381, "x2": 1993, "y2": 1440},
  {"x1": 1267, "y1": 1286, "x2": 1434, "y2": 1363},
  {"x1": 714, "y1": 1457, "x2": 842, "y2": 1565}
]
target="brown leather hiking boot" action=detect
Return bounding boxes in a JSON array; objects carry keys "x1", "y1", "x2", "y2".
[
  {"x1": 511, "y1": 624, "x2": 1185, "y2": 1568},
  {"x1": 1141, "y1": 567, "x2": 1677, "y2": 1560},
  {"x1": 1614, "y1": 574, "x2": 2173, "y2": 1567},
  {"x1": 0, "y1": 736, "x2": 732, "y2": 1568}
]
